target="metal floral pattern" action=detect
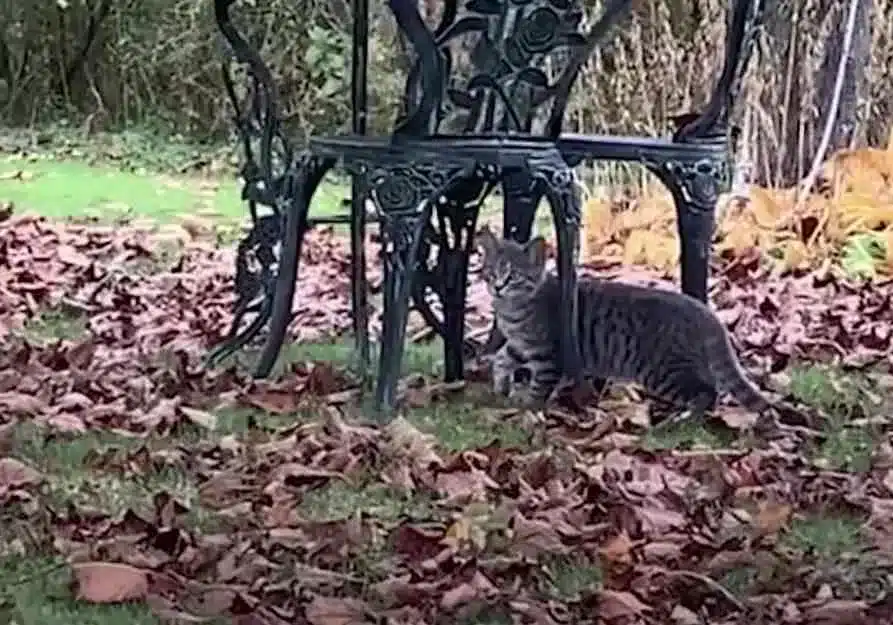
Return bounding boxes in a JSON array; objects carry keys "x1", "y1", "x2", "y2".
[
  {"x1": 644, "y1": 156, "x2": 731, "y2": 215},
  {"x1": 438, "y1": 0, "x2": 585, "y2": 134}
]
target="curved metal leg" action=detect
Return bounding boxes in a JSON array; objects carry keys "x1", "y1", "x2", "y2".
[
  {"x1": 254, "y1": 154, "x2": 336, "y2": 378},
  {"x1": 375, "y1": 206, "x2": 435, "y2": 412},
  {"x1": 529, "y1": 150, "x2": 584, "y2": 383},
  {"x1": 205, "y1": 214, "x2": 282, "y2": 368},
  {"x1": 435, "y1": 177, "x2": 491, "y2": 382},
  {"x1": 350, "y1": 160, "x2": 478, "y2": 418}
]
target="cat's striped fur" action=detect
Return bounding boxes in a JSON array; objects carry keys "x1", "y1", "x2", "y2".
[{"x1": 476, "y1": 226, "x2": 771, "y2": 416}]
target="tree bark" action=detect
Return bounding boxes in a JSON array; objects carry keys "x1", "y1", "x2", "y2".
[{"x1": 814, "y1": 0, "x2": 872, "y2": 150}]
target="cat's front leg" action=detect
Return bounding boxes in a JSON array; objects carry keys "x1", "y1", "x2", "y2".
[
  {"x1": 509, "y1": 361, "x2": 559, "y2": 409},
  {"x1": 491, "y1": 345, "x2": 520, "y2": 396}
]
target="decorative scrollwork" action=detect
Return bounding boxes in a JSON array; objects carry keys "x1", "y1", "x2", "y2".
[
  {"x1": 649, "y1": 157, "x2": 730, "y2": 214},
  {"x1": 205, "y1": 212, "x2": 283, "y2": 367},
  {"x1": 216, "y1": 0, "x2": 293, "y2": 220},
  {"x1": 396, "y1": 0, "x2": 631, "y2": 137},
  {"x1": 525, "y1": 149, "x2": 581, "y2": 226},
  {"x1": 348, "y1": 160, "x2": 476, "y2": 215}
]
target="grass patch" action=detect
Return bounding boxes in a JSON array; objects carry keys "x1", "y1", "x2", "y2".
[
  {"x1": 21, "y1": 307, "x2": 88, "y2": 344},
  {"x1": 0, "y1": 556, "x2": 160, "y2": 625},
  {"x1": 718, "y1": 566, "x2": 760, "y2": 597},
  {"x1": 778, "y1": 513, "x2": 882, "y2": 598},
  {"x1": 299, "y1": 479, "x2": 433, "y2": 522},
  {"x1": 540, "y1": 555, "x2": 603, "y2": 600},
  {"x1": 788, "y1": 364, "x2": 877, "y2": 419},
  {"x1": 407, "y1": 401, "x2": 531, "y2": 452},
  {"x1": 781, "y1": 514, "x2": 867, "y2": 562},
  {"x1": 11, "y1": 423, "x2": 218, "y2": 528},
  {"x1": 642, "y1": 418, "x2": 736, "y2": 451},
  {"x1": 1, "y1": 152, "x2": 345, "y2": 225},
  {"x1": 818, "y1": 427, "x2": 876, "y2": 472},
  {"x1": 788, "y1": 364, "x2": 884, "y2": 472},
  {"x1": 273, "y1": 337, "x2": 446, "y2": 379},
  {"x1": 210, "y1": 406, "x2": 303, "y2": 435}
]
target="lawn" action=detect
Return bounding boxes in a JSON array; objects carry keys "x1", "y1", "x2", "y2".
[{"x1": 1, "y1": 128, "x2": 892, "y2": 625}]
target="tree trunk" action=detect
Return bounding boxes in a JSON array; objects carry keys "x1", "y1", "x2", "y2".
[{"x1": 814, "y1": 0, "x2": 872, "y2": 151}]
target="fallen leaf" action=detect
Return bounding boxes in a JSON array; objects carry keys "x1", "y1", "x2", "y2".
[
  {"x1": 71, "y1": 562, "x2": 149, "y2": 603},
  {"x1": 180, "y1": 406, "x2": 218, "y2": 430},
  {"x1": 0, "y1": 457, "x2": 43, "y2": 488},
  {"x1": 304, "y1": 595, "x2": 374, "y2": 625},
  {"x1": 754, "y1": 501, "x2": 793, "y2": 537}
]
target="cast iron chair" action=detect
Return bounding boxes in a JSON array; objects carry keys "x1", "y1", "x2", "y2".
[{"x1": 208, "y1": 0, "x2": 763, "y2": 419}]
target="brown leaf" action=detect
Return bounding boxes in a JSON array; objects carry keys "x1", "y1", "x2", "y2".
[
  {"x1": 71, "y1": 562, "x2": 149, "y2": 603},
  {"x1": 180, "y1": 406, "x2": 218, "y2": 430},
  {"x1": 598, "y1": 531, "x2": 634, "y2": 570},
  {"x1": 509, "y1": 513, "x2": 566, "y2": 558},
  {"x1": 0, "y1": 391, "x2": 48, "y2": 416},
  {"x1": 304, "y1": 595, "x2": 374, "y2": 625},
  {"x1": 597, "y1": 589, "x2": 652, "y2": 620},
  {"x1": 754, "y1": 500, "x2": 793, "y2": 536},
  {"x1": 0, "y1": 457, "x2": 43, "y2": 488}
]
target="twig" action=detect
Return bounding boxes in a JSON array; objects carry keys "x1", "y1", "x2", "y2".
[
  {"x1": 795, "y1": 0, "x2": 861, "y2": 206},
  {"x1": 670, "y1": 448, "x2": 748, "y2": 458},
  {"x1": 661, "y1": 569, "x2": 747, "y2": 613}
]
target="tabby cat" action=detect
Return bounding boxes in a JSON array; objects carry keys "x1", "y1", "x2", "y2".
[{"x1": 476, "y1": 226, "x2": 771, "y2": 418}]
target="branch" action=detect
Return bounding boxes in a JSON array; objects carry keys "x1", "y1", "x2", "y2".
[
  {"x1": 60, "y1": 0, "x2": 112, "y2": 94},
  {"x1": 796, "y1": 0, "x2": 861, "y2": 204}
]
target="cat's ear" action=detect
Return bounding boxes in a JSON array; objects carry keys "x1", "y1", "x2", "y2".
[
  {"x1": 475, "y1": 226, "x2": 497, "y2": 254},
  {"x1": 524, "y1": 236, "x2": 547, "y2": 266}
]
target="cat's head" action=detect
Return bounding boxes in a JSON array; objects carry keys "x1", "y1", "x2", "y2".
[{"x1": 475, "y1": 226, "x2": 547, "y2": 304}]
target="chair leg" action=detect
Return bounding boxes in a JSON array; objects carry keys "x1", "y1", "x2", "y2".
[
  {"x1": 656, "y1": 160, "x2": 725, "y2": 304},
  {"x1": 349, "y1": 175, "x2": 370, "y2": 375},
  {"x1": 205, "y1": 214, "x2": 281, "y2": 368},
  {"x1": 439, "y1": 196, "x2": 484, "y2": 383},
  {"x1": 481, "y1": 170, "x2": 540, "y2": 356},
  {"x1": 531, "y1": 151, "x2": 584, "y2": 383},
  {"x1": 374, "y1": 206, "x2": 434, "y2": 415},
  {"x1": 254, "y1": 155, "x2": 335, "y2": 378},
  {"x1": 676, "y1": 200, "x2": 715, "y2": 304}
]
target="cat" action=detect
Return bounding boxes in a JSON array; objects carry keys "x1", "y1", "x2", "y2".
[{"x1": 475, "y1": 226, "x2": 772, "y2": 421}]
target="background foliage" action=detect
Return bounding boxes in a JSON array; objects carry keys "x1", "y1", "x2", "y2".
[{"x1": 0, "y1": 0, "x2": 888, "y2": 185}]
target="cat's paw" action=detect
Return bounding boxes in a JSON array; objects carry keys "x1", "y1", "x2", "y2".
[{"x1": 492, "y1": 371, "x2": 512, "y2": 396}]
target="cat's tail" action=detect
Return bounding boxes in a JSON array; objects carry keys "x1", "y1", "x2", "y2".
[{"x1": 705, "y1": 328, "x2": 772, "y2": 413}]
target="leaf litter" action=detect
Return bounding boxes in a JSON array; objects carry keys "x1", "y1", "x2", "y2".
[{"x1": 0, "y1": 207, "x2": 890, "y2": 624}]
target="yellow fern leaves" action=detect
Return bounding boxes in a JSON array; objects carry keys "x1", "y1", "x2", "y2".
[{"x1": 580, "y1": 144, "x2": 893, "y2": 277}]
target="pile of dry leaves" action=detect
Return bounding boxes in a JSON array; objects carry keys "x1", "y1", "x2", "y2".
[{"x1": 0, "y1": 208, "x2": 892, "y2": 624}]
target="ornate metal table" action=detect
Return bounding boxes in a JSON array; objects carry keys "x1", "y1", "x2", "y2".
[{"x1": 209, "y1": 0, "x2": 764, "y2": 418}]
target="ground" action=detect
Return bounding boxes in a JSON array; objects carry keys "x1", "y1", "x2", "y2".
[{"x1": 1, "y1": 128, "x2": 893, "y2": 625}]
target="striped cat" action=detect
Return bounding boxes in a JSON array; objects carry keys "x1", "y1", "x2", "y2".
[{"x1": 475, "y1": 226, "x2": 771, "y2": 419}]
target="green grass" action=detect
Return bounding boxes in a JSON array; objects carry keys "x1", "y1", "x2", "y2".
[
  {"x1": 787, "y1": 363, "x2": 885, "y2": 472},
  {"x1": 406, "y1": 401, "x2": 531, "y2": 451},
  {"x1": 21, "y1": 307, "x2": 88, "y2": 344},
  {"x1": 781, "y1": 514, "x2": 867, "y2": 561},
  {"x1": 642, "y1": 417, "x2": 737, "y2": 451},
  {"x1": 299, "y1": 479, "x2": 434, "y2": 522},
  {"x1": 10, "y1": 424, "x2": 219, "y2": 527},
  {"x1": 0, "y1": 556, "x2": 160, "y2": 625},
  {"x1": 0, "y1": 153, "x2": 345, "y2": 225},
  {"x1": 541, "y1": 555, "x2": 603, "y2": 600},
  {"x1": 280, "y1": 337, "x2": 446, "y2": 378}
]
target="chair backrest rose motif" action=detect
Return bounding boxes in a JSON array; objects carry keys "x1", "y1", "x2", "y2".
[{"x1": 390, "y1": 0, "x2": 632, "y2": 139}]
